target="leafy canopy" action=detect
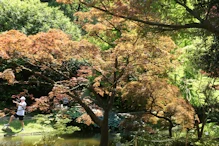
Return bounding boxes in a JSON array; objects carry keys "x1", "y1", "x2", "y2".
[
  {"x1": 0, "y1": 0, "x2": 81, "y2": 40},
  {"x1": 56, "y1": 0, "x2": 219, "y2": 37}
]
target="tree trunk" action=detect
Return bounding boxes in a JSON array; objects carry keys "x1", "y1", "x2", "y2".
[
  {"x1": 196, "y1": 111, "x2": 207, "y2": 140},
  {"x1": 100, "y1": 109, "x2": 109, "y2": 146},
  {"x1": 195, "y1": 119, "x2": 202, "y2": 140},
  {"x1": 197, "y1": 120, "x2": 206, "y2": 140},
  {"x1": 168, "y1": 122, "x2": 173, "y2": 138}
]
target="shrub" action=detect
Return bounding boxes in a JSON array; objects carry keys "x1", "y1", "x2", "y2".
[
  {"x1": 47, "y1": 0, "x2": 87, "y2": 21},
  {"x1": 0, "y1": 0, "x2": 81, "y2": 40}
]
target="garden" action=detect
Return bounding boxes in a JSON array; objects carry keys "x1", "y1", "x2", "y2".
[{"x1": 0, "y1": 0, "x2": 219, "y2": 146}]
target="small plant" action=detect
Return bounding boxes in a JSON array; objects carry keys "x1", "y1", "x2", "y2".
[
  {"x1": 34, "y1": 113, "x2": 80, "y2": 134},
  {"x1": 33, "y1": 113, "x2": 80, "y2": 146}
]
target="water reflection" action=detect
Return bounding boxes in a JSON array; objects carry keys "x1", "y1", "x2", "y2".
[{"x1": 0, "y1": 135, "x2": 100, "y2": 146}]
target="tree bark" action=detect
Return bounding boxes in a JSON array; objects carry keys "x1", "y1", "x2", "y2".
[
  {"x1": 67, "y1": 92, "x2": 102, "y2": 126},
  {"x1": 100, "y1": 109, "x2": 109, "y2": 146},
  {"x1": 195, "y1": 119, "x2": 201, "y2": 140},
  {"x1": 169, "y1": 122, "x2": 173, "y2": 138},
  {"x1": 195, "y1": 112, "x2": 207, "y2": 140},
  {"x1": 197, "y1": 119, "x2": 206, "y2": 140}
]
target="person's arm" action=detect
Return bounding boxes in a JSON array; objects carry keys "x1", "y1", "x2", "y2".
[
  {"x1": 13, "y1": 101, "x2": 26, "y2": 109},
  {"x1": 12, "y1": 100, "x2": 20, "y2": 106}
]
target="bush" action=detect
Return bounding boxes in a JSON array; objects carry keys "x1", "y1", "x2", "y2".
[
  {"x1": 47, "y1": 0, "x2": 87, "y2": 21},
  {"x1": 0, "y1": 0, "x2": 81, "y2": 40},
  {"x1": 34, "y1": 114, "x2": 80, "y2": 135}
]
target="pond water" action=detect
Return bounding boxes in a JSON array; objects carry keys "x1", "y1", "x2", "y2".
[{"x1": 0, "y1": 134, "x2": 100, "y2": 146}]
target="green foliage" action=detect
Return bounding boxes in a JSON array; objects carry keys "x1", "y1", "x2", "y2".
[
  {"x1": 47, "y1": 0, "x2": 88, "y2": 21},
  {"x1": 34, "y1": 113, "x2": 80, "y2": 135},
  {"x1": 191, "y1": 123, "x2": 219, "y2": 146},
  {"x1": 123, "y1": 132, "x2": 185, "y2": 146},
  {"x1": 0, "y1": 118, "x2": 54, "y2": 133},
  {"x1": 53, "y1": 114, "x2": 80, "y2": 135},
  {"x1": 191, "y1": 36, "x2": 219, "y2": 77},
  {"x1": 151, "y1": 0, "x2": 194, "y2": 23},
  {"x1": 0, "y1": 0, "x2": 81, "y2": 40},
  {"x1": 66, "y1": 106, "x2": 83, "y2": 119},
  {"x1": 203, "y1": 122, "x2": 219, "y2": 138},
  {"x1": 120, "y1": 124, "x2": 219, "y2": 146},
  {"x1": 61, "y1": 58, "x2": 89, "y2": 77},
  {"x1": 34, "y1": 134, "x2": 58, "y2": 146},
  {"x1": 169, "y1": 38, "x2": 219, "y2": 106},
  {"x1": 87, "y1": 37, "x2": 111, "y2": 51}
]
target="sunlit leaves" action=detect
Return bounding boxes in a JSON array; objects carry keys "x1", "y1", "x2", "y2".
[
  {"x1": 0, "y1": 69, "x2": 16, "y2": 85},
  {"x1": 0, "y1": 0, "x2": 81, "y2": 39},
  {"x1": 0, "y1": 29, "x2": 98, "y2": 65},
  {"x1": 56, "y1": 0, "x2": 74, "y2": 4}
]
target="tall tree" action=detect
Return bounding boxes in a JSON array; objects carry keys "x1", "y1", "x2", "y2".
[
  {"x1": 0, "y1": 1, "x2": 199, "y2": 145},
  {"x1": 0, "y1": 26, "x2": 190, "y2": 145}
]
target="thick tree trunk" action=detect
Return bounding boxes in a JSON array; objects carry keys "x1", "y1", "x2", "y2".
[{"x1": 100, "y1": 109, "x2": 109, "y2": 146}]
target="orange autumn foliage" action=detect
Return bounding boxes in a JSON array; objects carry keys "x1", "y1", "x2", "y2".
[
  {"x1": 59, "y1": 0, "x2": 196, "y2": 130},
  {"x1": 0, "y1": 29, "x2": 100, "y2": 64},
  {"x1": 0, "y1": 2, "x2": 196, "y2": 141},
  {"x1": 122, "y1": 77, "x2": 195, "y2": 129},
  {"x1": 0, "y1": 69, "x2": 16, "y2": 85}
]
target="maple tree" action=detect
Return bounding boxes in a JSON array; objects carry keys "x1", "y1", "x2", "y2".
[
  {"x1": 0, "y1": 28, "x2": 196, "y2": 145},
  {"x1": 56, "y1": 0, "x2": 219, "y2": 36},
  {"x1": 0, "y1": 29, "x2": 110, "y2": 145},
  {"x1": 0, "y1": 29, "x2": 83, "y2": 109},
  {"x1": 122, "y1": 78, "x2": 195, "y2": 137},
  {"x1": 0, "y1": 1, "x2": 202, "y2": 145},
  {"x1": 72, "y1": 3, "x2": 198, "y2": 143},
  {"x1": 44, "y1": 0, "x2": 219, "y2": 144}
]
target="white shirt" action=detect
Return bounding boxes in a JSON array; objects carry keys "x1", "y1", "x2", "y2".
[{"x1": 16, "y1": 101, "x2": 27, "y2": 116}]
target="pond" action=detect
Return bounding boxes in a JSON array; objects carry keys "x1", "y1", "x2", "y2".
[{"x1": 0, "y1": 134, "x2": 100, "y2": 146}]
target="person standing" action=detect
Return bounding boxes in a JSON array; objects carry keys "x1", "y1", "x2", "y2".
[{"x1": 4, "y1": 96, "x2": 27, "y2": 131}]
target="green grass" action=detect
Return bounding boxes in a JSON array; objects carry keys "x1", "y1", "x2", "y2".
[{"x1": 0, "y1": 117, "x2": 54, "y2": 134}]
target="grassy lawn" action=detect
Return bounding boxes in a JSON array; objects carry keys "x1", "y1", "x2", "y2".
[
  {"x1": 0, "y1": 117, "x2": 54, "y2": 135},
  {"x1": 0, "y1": 116, "x2": 99, "y2": 146}
]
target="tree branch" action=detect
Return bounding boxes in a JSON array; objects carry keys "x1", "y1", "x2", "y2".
[
  {"x1": 88, "y1": 85, "x2": 105, "y2": 107},
  {"x1": 0, "y1": 80, "x2": 52, "y2": 86},
  {"x1": 94, "y1": 32, "x2": 115, "y2": 47},
  {"x1": 175, "y1": 0, "x2": 203, "y2": 22},
  {"x1": 107, "y1": 57, "x2": 118, "y2": 109},
  {"x1": 20, "y1": 65, "x2": 55, "y2": 84},
  {"x1": 79, "y1": 1, "x2": 219, "y2": 36},
  {"x1": 66, "y1": 91, "x2": 102, "y2": 127},
  {"x1": 148, "y1": 110, "x2": 173, "y2": 124}
]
